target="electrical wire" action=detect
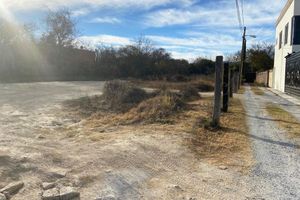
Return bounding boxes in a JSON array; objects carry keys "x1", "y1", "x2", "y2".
[
  {"x1": 235, "y1": 0, "x2": 243, "y2": 34},
  {"x1": 241, "y1": 0, "x2": 245, "y2": 27}
]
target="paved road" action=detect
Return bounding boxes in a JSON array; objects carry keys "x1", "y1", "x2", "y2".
[{"x1": 243, "y1": 86, "x2": 300, "y2": 199}]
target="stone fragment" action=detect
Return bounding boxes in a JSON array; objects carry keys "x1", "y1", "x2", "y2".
[
  {"x1": 0, "y1": 181, "x2": 24, "y2": 196},
  {"x1": 36, "y1": 134, "x2": 45, "y2": 139},
  {"x1": 42, "y1": 182, "x2": 56, "y2": 190},
  {"x1": 42, "y1": 188, "x2": 60, "y2": 200},
  {"x1": 0, "y1": 193, "x2": 6, "y2": 200},
  {"x1": 48, "y1": 169, "x2": 68, "y2": 179},
  {"x1": 59, "y1": 186, "x2": 80, "y2": 200},
  {"x1": 218, "y1": 166, "x2": 228, "y2": 170},
  {"x1": 95, "y1": 195, "x2": 116, "y2": 200}
]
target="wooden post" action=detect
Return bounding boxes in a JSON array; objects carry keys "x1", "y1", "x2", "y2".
[
  {"x1": 222, "y1": 62, "x2": 229, "y2": 112},
  {"x1": 229, "y1": 69, "x2": 233, "y2": 98},
  {"x1": 212, "y1": 56, "x2": 224, "y2": 127}
]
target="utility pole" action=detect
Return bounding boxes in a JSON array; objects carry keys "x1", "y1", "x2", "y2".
[{"x1": 239, "y1": 27, "x2": 247, "y2": 88}]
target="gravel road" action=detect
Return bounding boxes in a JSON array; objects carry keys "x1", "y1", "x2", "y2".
[{"x1": 243, "y1": 85, "x2": 300, "y2": 199}]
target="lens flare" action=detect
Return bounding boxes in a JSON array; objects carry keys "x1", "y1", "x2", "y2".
[{"x1": 0, "y1": 1, "x2": 54, "y2": 80}]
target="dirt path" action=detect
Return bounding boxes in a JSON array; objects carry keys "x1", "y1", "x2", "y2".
[
  {"x1": 1, "y1": 82, "x2": 300, "y2": 200},
  {"x1": 243, "y1": 85, "x2": 300, "y2": 199},
  {"x1": 0, "y1": 81, "x2": 253, "y2": 200}
]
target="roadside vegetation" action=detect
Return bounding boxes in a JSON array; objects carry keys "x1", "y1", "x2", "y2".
[
  {"x1": 63, "y1": 80, "x2": 253, "y2": 172},
  {"x1": 266, "y1": 104, "x2": 300, "y2": 138},
  {"x1": 251, "y1": 86, "x2": 264, "y2": 95},
  {"x1": 130, "y1": 75, "x2": 214, "y2": 92},
  {"x1": 189, "y1": 98, "x2": 253, "y2": 172}
]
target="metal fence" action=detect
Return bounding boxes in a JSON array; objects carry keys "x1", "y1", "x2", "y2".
[{"x1": 285, "y1": 51, "x2": 300, "y2": 97}]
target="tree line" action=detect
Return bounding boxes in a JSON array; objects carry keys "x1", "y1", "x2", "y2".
[
  {"x1": 0, "y1": 9, "x2": 274, "y2": 83},
  {"x1": 0, "y1": 9, "x2": 216, "y2": 83}
]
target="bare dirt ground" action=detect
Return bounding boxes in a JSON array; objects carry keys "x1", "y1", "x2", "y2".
[
  {"x1": 1, "y1": 82, "x2": 299, "y2": 200},
  {"x1": 0, "y1": 81, "x2": 254, "y2": 200}
]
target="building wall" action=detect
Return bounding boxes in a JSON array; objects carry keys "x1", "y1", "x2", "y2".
[
  {"x1": 255, "y1": 70, "x2": 273, "y2": 87},
  {"x1": 256, "y1": 71, "x2": 269, "y2": 86},
  {"x1": 293, "y1": 0, "x2": 300, "y2": 53},
  {"x1": 268, "y1": 70, "x2": 273, "y2": 88},
  {"x1": 273, "y1": 0, "x2": 295, "y2": 92}
]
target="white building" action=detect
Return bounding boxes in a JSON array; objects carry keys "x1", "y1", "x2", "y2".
[{"x1": 274, "y1": 0, "x2": 300, "y2": 92}]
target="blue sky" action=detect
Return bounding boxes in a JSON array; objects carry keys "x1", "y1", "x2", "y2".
[{"x1": 0, "y1": 0, "x2": 286, "y2": 61}]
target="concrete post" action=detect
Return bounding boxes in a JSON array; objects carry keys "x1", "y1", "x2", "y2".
[
  {"x1": 222, "y1": 62, "x2": 230, "y2": 112},
  {"x1": 212, "y1": 56, "x2": 224, "y2": 127},
  {"x1": 230, "y1": 69, "x2": 233, "y2": 98}
]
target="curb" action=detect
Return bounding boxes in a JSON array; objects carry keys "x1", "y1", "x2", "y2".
[{"x1": 266, "y1": 88, "x2": 300, "y2": 106}]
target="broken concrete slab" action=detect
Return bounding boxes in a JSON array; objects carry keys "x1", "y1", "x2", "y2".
[
  {"x1": 59, "y1": 186, "x2": 80, "y2": 200},
  {"x1": 42, "y1": 182, "x2": 56, "y2": 190},
  {"x1": 0, "y1": 181, "x2": 24, "y2": 196},
  {"x1": 42, "y1": 188, "x2": 60, "y2": 200},
  {"x1": 47, "y1": 169, "x2": 68, "y2": 179},
  {"x1": 0, "y1": 193, "x2": 6, "y2": 200}
]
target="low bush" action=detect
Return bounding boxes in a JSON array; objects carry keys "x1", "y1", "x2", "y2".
[
  {"x1": 166, "y1": 75, "x2": 190, "y2": 82},
  {"x1": 63, "y1": 95, "x2": 105, "y2": 117},
  {"x1": 124, "y1": 90, "x2": 185, "y2": 123},
  {"x1": 195, "y1": 83, "x2": 214, "y2": 92},
  {"x1": 103, "y1": 80, "x2": 148, "y2": 112},
  {"x1": 180, "y1": 86, "x2": 201, "y2": 101}
]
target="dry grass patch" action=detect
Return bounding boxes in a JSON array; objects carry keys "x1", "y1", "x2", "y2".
[
  {"x1": 131, "y1": 75, "x2": 214, "y2": 92},
  {"x1": 251, "y1": 86, "x2": 264, "y2": 95},
  {"x1": 238, "y1": 86, "x2": 245, "y2": 94},
  {"x1": 62, "y1": 82, "x2": 253, "y2": 172},
  {"x1": 120, "y1": 91, "x2": 185, "y2": 124},
  {"x1": 64, "y1": 81, "x2": 202, "y2": 126},
  {"x1": 188, "y1": 98, "x2": 253, "y2": 172},
  {"x1": 266, "y1": 104, "x2": 300, "y2": 138},
  {"x1": 63, "y1": 80, "x2": 150, "y2": 117},
  {"x1": 179, "y1": 86, "x2": 201, "y2": 101}
]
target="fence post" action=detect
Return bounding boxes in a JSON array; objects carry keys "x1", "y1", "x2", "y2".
[
  {"x1": 233, "y1": 72, "x2": 239, "y2": 93},
  {"x1": 222, "y1": 62, "x2": 229, "y2": 112},
  {"x1": 230, "y1": 69, "x2": 233, "y2": 98},
  {"x1": 212, "y1": 56, "x2": 224, "y2": 127}
]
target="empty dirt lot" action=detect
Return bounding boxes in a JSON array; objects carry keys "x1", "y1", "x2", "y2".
[{"x1": 0, "y1": 82, "x2": 299, "y2": 200}]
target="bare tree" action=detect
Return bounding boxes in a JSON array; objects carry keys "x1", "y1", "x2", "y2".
[{"x1": 42, "y1": 9, "x2": 76, "y2": 47}]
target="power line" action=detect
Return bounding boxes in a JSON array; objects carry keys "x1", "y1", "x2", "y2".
[
  {"x1": 235, "y1": 0, "x2": 243, "y2": 34},
  {"x1": 241, "y1": 0, "x2": 245, "y2": 26}
]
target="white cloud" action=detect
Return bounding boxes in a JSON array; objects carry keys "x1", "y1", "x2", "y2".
[
  {"x1": 77, "y1": 33, "x2": 242, "y2": 61},
  {"x1": 3, "y1": 0, "x2": 286, "y2": 59},
  {"x1": 1, "y1": 0, "x2": 195, "y2": 11},
  {"x1": 88, "y1": 17, "x2": 121, "y2": 24},
  {"x1": 144, "y1": 0, "x2": 285, "y2": 29},
  {"x1": 148, "y1": 34, "x2": 240, "y2": 49},
  {"x1": 71, "y1": 8, "x2": 90, "y2": 17},
  {"x1": 77, "y1": 34, "x2": 132, "y2": 48}
]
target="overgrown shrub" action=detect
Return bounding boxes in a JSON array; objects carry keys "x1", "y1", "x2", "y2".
[
  {"x1": 63, "y1": 95, "x2": 105, "y2": 117},
  {"x1": 195, "y1": 83, "x2": 214, "y2": 92},
  {"x1": 166, "y1": 74, "x2": 190, "y2": 82},
  {"x1": 124, "y1": 90, "x2": 184, "y2": 123},
  {"x1": 103, "y1": 80, "x2": 148, "y2": 112},
  {"x1": 180, "y1": 86, "x2": 201, "y2": 101}
]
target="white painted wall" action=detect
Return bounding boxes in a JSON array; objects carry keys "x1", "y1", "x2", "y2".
[
  {"x1": 273, "y1": 0, "x2": 295, "y2": 92},
  {"x1": 293, "y1": 0, "x2": 300, "y2": 54}
]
